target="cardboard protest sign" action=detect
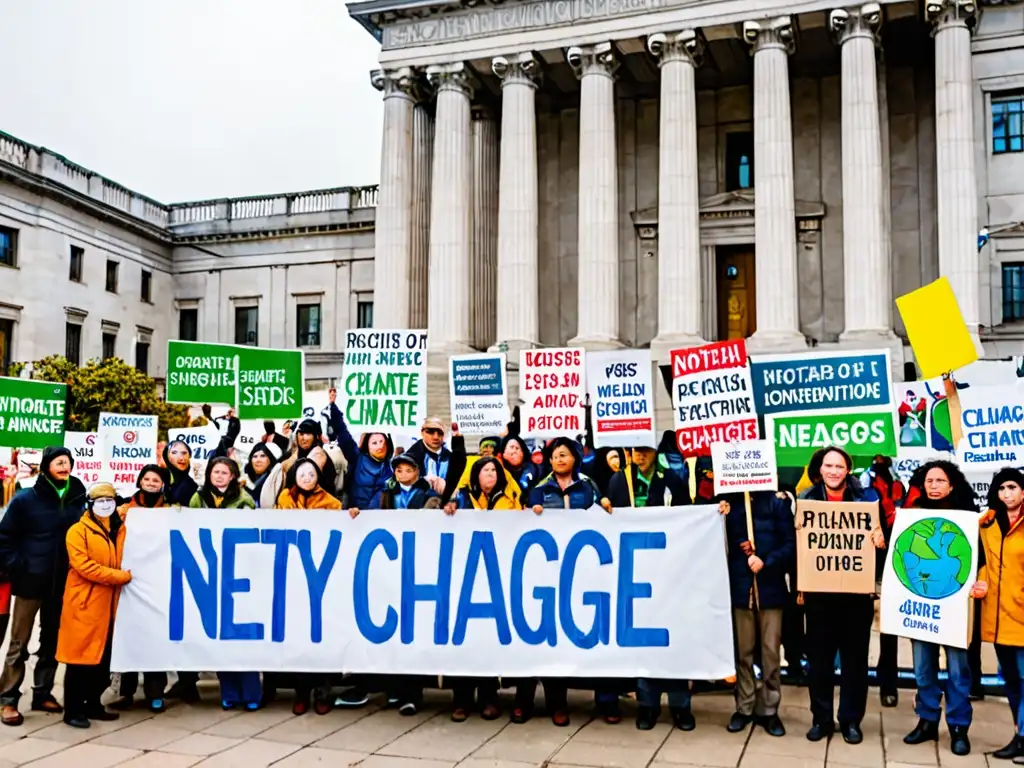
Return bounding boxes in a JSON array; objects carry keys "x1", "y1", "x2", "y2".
[
  {"x1": 519, "y1": 348, "x2": 586, "y2": 438},
  {"x1": 754, "y1": 349, "x2": 897, "y2": 466},
  {"x1": 166, "y1": 341, "x2": 304, "y2": 420},
  {"x1": 64, "y1": 432, "x2": 101, "y2": 485},
  {"x1": 167, "y1": 426, "x2": 221, "y2": 484},
  {"x1": 711, "y1": 440, "x2": 778, "y2": 495},
  {"x1": 955, "y1": 384, "x2": 1024, "y2": 471},
  {"x1": 896, "y1": 277, "x2": 979, "y2": 379},
  {"x1": 586, "y1": 349, "x2": 655, "y2": 448},
  {"x1": 449, "y1": 354, "x2": 509, "y2": 435},
  {"x1": 342, "y1": 330, "x2": 427, "y2": 431},
  {"x1": 0, "y1": 377, "x2": 67, "y2": 449},
  {"x1": 795, "y1": 500, "x2": 878, "y2": 593},
  {"x1": 671, "y1": 340, "x2": 757, "y2": 456},
  {"x1": 98, "y1": 412, "x2": 159, "y2": 497},
  {"x1": 880, "y1": 508, "x2": 979, "y2": 648}
]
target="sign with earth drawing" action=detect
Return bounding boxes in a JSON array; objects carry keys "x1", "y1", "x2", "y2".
[{"x1": 880, "y1": 508, "x2": 979, "y2": 648}]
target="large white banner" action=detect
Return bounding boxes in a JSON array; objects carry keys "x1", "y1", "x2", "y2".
[
  {"x1": 111, "y1": 506, "x2": 735, "y2": 678},
  {"x1": 586, "y1": 349, "x2": 655, "y2": 448},
  {"x1": 880, "y1": 508, "x2": 979, "y2": 649},
  {"x1": 98, "y1": 413, "x2": 158, "y2": 497}
]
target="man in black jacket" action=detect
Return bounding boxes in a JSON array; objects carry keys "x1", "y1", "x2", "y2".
[{"x1": 0, "y1": 446, "x2": 87, "y2": 726}]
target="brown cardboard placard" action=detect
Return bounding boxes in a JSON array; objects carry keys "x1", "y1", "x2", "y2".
[{"x1": 795, "y1": 499, "x2": 879, "y2": 594}]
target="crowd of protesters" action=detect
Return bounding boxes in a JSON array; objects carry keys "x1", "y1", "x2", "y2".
[{"x1": 0, "y1": 393, "x2": 1021, "y2": 761}]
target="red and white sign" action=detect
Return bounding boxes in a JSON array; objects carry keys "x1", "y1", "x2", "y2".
[
  {"x1": 64, "y1": 431, "x2": 102, "y2": 485},
  {"x1": 672, "y1": 340, "x2": 758, "y2": 456},
  {"x1": 519, "y1": 348, "x2": 586, "y2": 438}
]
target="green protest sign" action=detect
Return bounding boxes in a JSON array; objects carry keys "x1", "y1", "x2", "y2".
[
  {"x1": 766, "y1": 410, "x2": 898, "y2": 467},
  {"x1": 0, "y1": 377, "x2": 67, "y2": 449},
  {"x1": 166, "y1": 340, "x2": 304, "y2": 419}
]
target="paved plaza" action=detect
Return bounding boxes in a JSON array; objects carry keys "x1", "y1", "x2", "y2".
[{"x1": 0, "y1": 680, "x2": 1016, "y2": 768}]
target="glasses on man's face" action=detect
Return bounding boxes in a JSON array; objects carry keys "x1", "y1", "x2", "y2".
[{"x1": 423, "y1": 428, "x2": 443, "y2": 437}]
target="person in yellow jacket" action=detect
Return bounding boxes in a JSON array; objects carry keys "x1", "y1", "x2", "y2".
[
  {"x1": 976, "y1": 467, "x2": 1024, "y2": 761},
  {"x1": 276, "y1": 459, "x2": 343, "y2": 512},
  {"x1": 56, "y1": 482, "x2": 132, "y2": 729}
]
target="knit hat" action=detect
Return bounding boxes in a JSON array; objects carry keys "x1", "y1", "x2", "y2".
[
  {"x1": 391, "y1": 452, "x2": 419, "y2": 470},
  {"x1": 296, "y1": 419, "x2": 322, "y2": 437},
  {"x1": 88, "y1": 482, "x2": 117, "y2": 500}
]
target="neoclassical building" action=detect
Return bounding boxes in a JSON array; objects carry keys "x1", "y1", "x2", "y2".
[{"x1": 350, "y1": 0, "x2": 1024, "y2": 379}]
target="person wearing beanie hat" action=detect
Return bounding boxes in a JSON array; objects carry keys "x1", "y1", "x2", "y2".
[
  {"x1": 478, "y1": 436, "x2": 500, "y2": 458},
  {"x1": 56, "y1": 481, "x2": 131, "y2": 729},
  {"x1": 0, "y1": 445, "x2": 87, "y2": 726},
  {"x1": 163, "y1": 440, "x2": 199, "y2": 507},
  {"x1": 976, "y1": 467, "x2": 1024, "y2": 759}
]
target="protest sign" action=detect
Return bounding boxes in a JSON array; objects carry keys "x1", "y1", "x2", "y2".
[
  {"x1": 449, "y1": 354, "x2": 509, "y2": 435},
  {"x1": 0, "y1": 377, "x2": 67, "y2": 450},
  {"x1": 586, "y1": 350, "x2": 654, "y2": 448},
  {"x1": 795, "y1": 500, "x2": 878, "y2": 593},
  {"x1": 955, "y1": 384, "x2": 1024, "y2": 472},
  {"x1": 111, "y1": 505, "x2": 734, "y2": 678},
  {"x1": 766, "y1": 410, "x2": 899, "y2": 467},
  {"x1": 896, "y1": 277, "x2": 979, "y2": 379},
  {"x1": 97, "y1": 412, "x2": 158, "y2": 497},
  {"x1": 519, "y1": 348, "x2": 586, "y2": 438},
  {"x1": 14, "y1": 448, "x2": 41, "y2": 487},
  {"x1": 64, "y1": 432, "x2": 101, "y2": 485},
  {"x1": 880, "y1": 508, "x2": 979, "y2": 648},
  {"x1": 342, "y1": 330, "x2": 427, "y2": 431},
  {"x1": 166, "y1": 341, "x2": 304, "y2": 420},
  {"x1": 167, "y1": 426, "x2": 221, "y2": 484},
  {"x1": 711, "y1": 440, "x2": 778, "y2": 495},
  {"x1": 671, "y1": 340, "x2": 757, "y2": 455}
]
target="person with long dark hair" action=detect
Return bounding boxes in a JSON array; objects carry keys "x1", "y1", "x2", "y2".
[
  {"x1": 902, "y1": 460, "x2": 984, "y2": 757},
  {"x1": 162, "y1": 441, "x2": 199, "y2": 507},
  {"x1": 243, "y1": 444, "x2": 279, "y2": 504}
]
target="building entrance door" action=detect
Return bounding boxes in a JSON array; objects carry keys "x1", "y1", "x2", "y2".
[{"x1": 716, "y1": 247, "x2": 756, "y2": 340}]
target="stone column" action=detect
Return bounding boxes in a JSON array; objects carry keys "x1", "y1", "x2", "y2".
[
  {"x1": 370, "y1": 67, "x2": 417, "y2": 329},
  {"x1": 567, "y1": 42, "x2": 621, "y2": 349},
  {"x1": 492, "y1": 52, "x2": 541, "y2": 352},
  {"x1": 744, "y1": 18, "x2": 807, "y2": 351},
  {"x1": 470, "y1": 107, "x2": 499, "y2": 350},
  {"x1": 928, "y1": 0, "x2": 982, "y2": 350},
  {"x1": 409, "y1": 103, "x2": 434, "y2": 329},
  {"x1": 426, "y1": 62, "x2": 474, "y2": 354},
  {"x1": 648, "y1": 30, "x2": 705, "y2": 359},
  {"x1": 830, "y1": 4, "x2": 895, "y2": 344}
]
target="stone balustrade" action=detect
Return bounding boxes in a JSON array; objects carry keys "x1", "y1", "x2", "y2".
[{"x1": 167, "y1": 186, "x2": 380, "y2": 227}]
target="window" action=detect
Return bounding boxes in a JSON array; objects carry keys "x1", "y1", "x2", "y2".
[
  {"x1": 66, "y1": 323, "x2": 82, "y2": 365},
  {"x1": 0, "y1": 226, "x2": 16, "y2": 268},
  {"x1": 135, "y1": 341, "x2": 149, "y2": 374},
  {"x1": 1003, "y1": 263, "x2": 1024, "y2": 321},
  {"x1": 69, "y1": 245, "x2": 84, "y2": 282},
  {"x1": 178, "y1": 308, "x2": 198, "y2": 341},
  {"x1": 0, "y1": 319, "x2": 12, "y2": 374},
  {"x1": 725, "y1": 131, "x2": 755, "y2": 191},
  {"x1": 357, "y1": 300, "x2": 374, "y2": 329},
  {"x1": 102, "y1": 332, "x2": 117, "y2": 360},
  {"x1": 141, "y1": 270, "x2": 152, "y2": 302},
  {"x1": 296, "y1": 303, "x2": 321, "y2": 347},
  {"x1": 235, "y1": 306, "x2": 259, "y2": 346},
  {"x1": 105, "y1": 260, "x2": 119, "y2": 292},
  {"x1": 993, "y1": 94, "x2": 1024, "y2": 154}
]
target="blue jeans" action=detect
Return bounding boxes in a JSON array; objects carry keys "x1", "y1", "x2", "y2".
[
  {"x1": 911, "y1": 640, "x2": 972, "y2": 727},
  {"x1": 636, "y1": 678, "x2": 692, "y2": 715},
  {"x1": 995, "y1": 644, "x2": 1024, "y2": 736},
  {"x1": 217, "y1": 672, "x2": 262, "y2": 707}
]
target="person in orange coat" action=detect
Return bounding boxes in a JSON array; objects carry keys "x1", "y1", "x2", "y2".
[{"x1": 56, "y1": 482, "x2": 132, "y2": 729}]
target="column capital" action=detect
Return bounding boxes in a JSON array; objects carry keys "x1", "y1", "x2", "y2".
[
  {"x1": 492, "y1": 52, "x2": 542, "y2": 89},
  {"x1": 925, "y1": 0, "x2": 978, "y2": 32},
  {"x1": 426, "y1": 61, "x2": 475, "y2": 99},
  {"x1": 743, "y1": 16, "x2": 796, "y2": 55},
  {"x1": 647, "y1": 29, "x2": 704, "y2": 67},
  {"x1": 828, "y1": 3, "x2": 882, "y2": 44},
  {"x1": 370, "y1": 67, "x2": 421, "y2": 101},
  {"x1": 566, "y1": 41, "x2": 619, "y2": 80}
]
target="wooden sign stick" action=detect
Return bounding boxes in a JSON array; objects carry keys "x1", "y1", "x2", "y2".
[
  {"x1": 943, "y1": 373, "x2": 964, "y2": 447},
  {"x1": 744, "y1": 491, "x2": 755, "y2": 552}
]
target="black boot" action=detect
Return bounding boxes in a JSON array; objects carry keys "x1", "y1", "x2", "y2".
[
  {"x1": 635, "y1": 706, "x2": 659, "y2": 731},
  {"x1": 950, "y1": 725, "x2": 971, "y2": 756},
  {"x1": 903, "y1": 719, "x2": 939, "y2": 745},
  {"x1": 993, "y1": 735, "x2": 1024, "y2": 760}
]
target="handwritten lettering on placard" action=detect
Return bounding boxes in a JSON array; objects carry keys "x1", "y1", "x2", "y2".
[{"x1": 795, "y1": 500, "x2": 878, "y2": 594}]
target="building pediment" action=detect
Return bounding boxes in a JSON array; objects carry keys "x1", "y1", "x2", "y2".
[{"x1": 631, "y1": 189, "x2": 824, "y2": 239}]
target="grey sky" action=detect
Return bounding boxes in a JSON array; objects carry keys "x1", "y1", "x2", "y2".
[{"x1": 0, "y1": 0, "x2": 383, "y2": 203}]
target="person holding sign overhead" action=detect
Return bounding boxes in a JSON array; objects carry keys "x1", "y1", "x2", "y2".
[
  {"x1": 902, "y1": 460, "x2": 983, "y2": 757},
  {"x1": 798, "y1": 446, "x2": 886, "y2": 746}
]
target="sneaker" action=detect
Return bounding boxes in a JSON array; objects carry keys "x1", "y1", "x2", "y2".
[
  {"x1": 334, "y1": 687, "x2": 371, "y2": 708},
  {"x1": 63, "y1": 715, "x2": 90, "y2": 729},
  {"x1": 148, "y1": 699, "x2": 166, "y2": 714},
  {"x1": 398, "y1": 701, "x2": 418, "y2": 716}
]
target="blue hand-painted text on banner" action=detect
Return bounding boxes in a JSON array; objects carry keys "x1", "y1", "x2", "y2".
[{"x1": 751, "y1": 351, "x2": 892, "y2": 415}]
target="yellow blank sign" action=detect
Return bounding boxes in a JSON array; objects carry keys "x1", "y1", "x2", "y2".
[{"x1": 896, "y1": 277, "x2": 979, "y2": 379}]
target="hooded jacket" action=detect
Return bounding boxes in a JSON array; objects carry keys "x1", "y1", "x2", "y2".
[
  {"x1": 336, "y1": 419, "x2": 395, "y2": 509},
  {"x1": 457, "y1": 458, "x2": 522, "y2": 510},
  {"x1": 163, "y1": 441, "x2": 199, "y2": 506},
  {"x1": 0, "y1": 446, "x2": 87, "y2": 599},
  {"x1": 370, "y1": 476, "x2": 441, "y2": 510},
  {"x1": 526, "y1": 438, "x2": 601, "y2": 510}
]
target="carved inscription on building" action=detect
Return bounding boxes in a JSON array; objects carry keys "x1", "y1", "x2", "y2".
[{"x1": 383, "y1": 0, "x2": 701, "y2": 49}]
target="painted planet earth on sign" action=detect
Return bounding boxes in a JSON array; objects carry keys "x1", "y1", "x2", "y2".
[{"x1": 892, "y1": 517, "x2": 972, "y2": 600}]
